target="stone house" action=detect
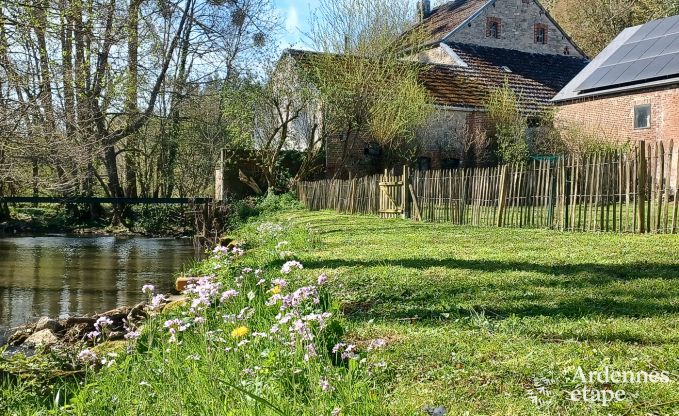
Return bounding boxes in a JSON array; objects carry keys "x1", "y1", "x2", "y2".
[{"x1": 285, "y1": 0, "x2": 589, "y2": 177}]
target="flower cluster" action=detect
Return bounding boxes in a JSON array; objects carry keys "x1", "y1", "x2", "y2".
[
  {"x1": 256, "y1": 222, "x2": 285, "y2": 236},
  {"x1": 212, "y1": 244, "x2": 245, "y2": 258},
  {"x1": 281, "y1": 260, "x2": 303, "y2": 274},
  {"x1": 164, "y1": 318, "x2": 189, "y2": 343},
  {"x1": 185, "y1": 275, "x2": 222, "y2": 314}
]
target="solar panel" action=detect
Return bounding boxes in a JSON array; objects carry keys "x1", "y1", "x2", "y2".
[{"x1": 576, "y1": 15, "x2": 679, "y2": 92}]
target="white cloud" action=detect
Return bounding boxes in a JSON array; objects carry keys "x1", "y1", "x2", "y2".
[{"x1": 285, "y1": 6, "x2": 299, "y2": 33}]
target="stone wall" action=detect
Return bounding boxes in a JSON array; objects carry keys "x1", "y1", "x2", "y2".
[
  {"x1": 324, "y1": 108, "x2": 495, "y2": 177},
  {"x1": 448, "y1": 0, "x2": 583, "y2": 57}
]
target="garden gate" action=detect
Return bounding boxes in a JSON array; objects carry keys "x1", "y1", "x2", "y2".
[{"x1": 378, "y1": 168, "x2": 409, "y2": 219}]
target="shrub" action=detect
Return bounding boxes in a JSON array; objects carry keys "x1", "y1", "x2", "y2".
[{"x1": 485, "y1": 81, "x2": 530, "y2": 165}]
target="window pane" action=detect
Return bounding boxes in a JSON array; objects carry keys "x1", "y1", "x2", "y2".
[{"x1": 634, "y1": 105, "x2": 651, "y2": 129}]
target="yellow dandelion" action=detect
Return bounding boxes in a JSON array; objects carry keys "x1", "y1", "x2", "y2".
[
  {"x1": 231, "y1": 326, "x2": 249, "y2": 338},
  {"x1": 271, "y1": 285, "x2": 282, "y2": 295}
]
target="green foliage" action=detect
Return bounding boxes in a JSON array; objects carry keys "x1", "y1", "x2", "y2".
[
  {"x1": 131, "y1": 205, "x2": 191, "y2": 236},
  {"x1": 485, "y1": 82, "x2": 529, "y2": 164},
  {"x1": 554, "y1": 123, "x2": 633, "y2": 157},
  {"x1": 3, "y1": 215, "x2": 388, "y2": 415},
  {"x1": 550, "y1": 0, "x2": 679, "y2": 57},
  {"x1": 226, "y1": 193, "x2": 304, "y2": 230}
]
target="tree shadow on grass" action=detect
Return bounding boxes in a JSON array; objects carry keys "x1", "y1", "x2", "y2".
[
  {"x1": 300, "y1": 258, "x2": 679, "y2": 281},
  {"x1": 287, "y1": 257, "x2": 679, "y2": 326}
]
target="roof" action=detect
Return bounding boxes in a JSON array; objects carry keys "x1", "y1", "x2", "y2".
[
  {"x1": 403, "y1": 0, "x2": 490, "y2": 46},
  {"x1": 285, "y1": 46, "x2": 588, "y2": 112},
  {"x1": 554, "y1": 14, "x2": 679, "y2": 102}
]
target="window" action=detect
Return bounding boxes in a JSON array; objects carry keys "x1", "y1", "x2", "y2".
[
  {"x1": 634, "y1": 104, "x2": 651, "y2": 129},
  {"x1": 417, "y1": 156, "x2": 432, "y2": 171},
  {"x1": 486, "y1": 17, "x2": 501, "y2": 38},
  {"x1": 534, "y1": 24, "x2": 547, "y2": 44}
]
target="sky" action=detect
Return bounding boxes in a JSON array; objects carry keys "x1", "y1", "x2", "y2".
[{"x1": 273, "y1": 0, "x2": 321, "y2": 50}]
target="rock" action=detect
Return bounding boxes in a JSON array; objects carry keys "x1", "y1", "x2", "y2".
[
  {"x1": 91, "y1": 340, "x2": 127, "y2": 356},
  {"x1": 63, "y1": 323, "x2": 90, "y2": 343},
  {"x1": 162, "y1": 295, "x2": 188, "y2": 313},
  {"x1": 175, "y1": 277, "x2": 197, "y2": 292},
  {"x1": 7, "y1": 326, "x2": 31, "y2": 346},
  {"x1": 127, "y1": 302, "x2": 148, "y2": 323},
  {"x1": 35, "y1": 316, "x2": 62, "y2": 333},
  {"x1": 23, "y1": 329, "x2": 59, "y2": 347},
  {"x1": 219, "y1": 236, "x2": 234, "y2": 247}
]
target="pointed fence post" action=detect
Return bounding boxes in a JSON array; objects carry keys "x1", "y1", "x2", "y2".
[
  {"x1": 496, "y1": 164, "x2": 508, "y2": 227},
  {"x1": 638, "y1": 141, "x2": 647, "y2": 234}
]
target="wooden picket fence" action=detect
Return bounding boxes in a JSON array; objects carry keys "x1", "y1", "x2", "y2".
[{"x1": 296, "y1": 140, "x2": 679, "y2": 234}]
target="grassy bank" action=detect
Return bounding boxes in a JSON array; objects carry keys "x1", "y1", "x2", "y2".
[{"x1": 3, "y1": 209, "x2": 679, "y2": 415}]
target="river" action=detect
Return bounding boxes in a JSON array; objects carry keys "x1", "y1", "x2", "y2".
[{"x1": 0, "y1": 235, "x2": 199, "y2": 335}]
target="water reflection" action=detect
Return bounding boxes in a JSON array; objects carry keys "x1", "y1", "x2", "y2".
[{"x1": 0, "y1": 236, "x2": 199, "y2": 332}]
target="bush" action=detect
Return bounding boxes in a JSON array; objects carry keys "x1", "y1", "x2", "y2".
[
  {"x1": 132, "y1": 205, "x2": 190, "y2": 235},
  {"x1": 226, "y1": 193, "x2": 303, "y2": 230},
  {"x1": 486, "y1": 81, "x2": 530, "y2": 165}
]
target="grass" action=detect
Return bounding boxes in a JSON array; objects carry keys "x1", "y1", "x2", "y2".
[
  {"x1": 261, "y1": 210, "x2": 679, "y2": 415},
  {"x1": 3, "y1": 207, "x2": 679, "y2": 415}
]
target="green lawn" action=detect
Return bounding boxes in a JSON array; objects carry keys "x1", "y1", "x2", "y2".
[
  {"x1": 3, "y1": 208, "x2": 679, "y2": 415},
  {"x1": 270, "y1": 210, "x2": 679, "y2": 415}
]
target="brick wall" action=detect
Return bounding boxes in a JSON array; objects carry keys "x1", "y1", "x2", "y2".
[
  {"x1": 449, "y1": 0, "x2": 583, "y2": 57},
  {"x1": 555, "y1": 87, "x2": 679, "y2": 143},
  {"x1": 556, "y1": 86, "x2": 679, "y2": 191}
]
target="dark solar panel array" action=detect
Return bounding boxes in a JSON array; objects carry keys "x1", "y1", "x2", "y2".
[{"x1": 576, "y1": 14, "x2": 679, "y2": 92}]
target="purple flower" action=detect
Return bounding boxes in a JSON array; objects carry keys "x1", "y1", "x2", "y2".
[
  {"x1": 124, "y1": 331, "x2": 141, "y2": 340},
  {"x1": 368, "y1": 338, "x2": 387, "y2": 351},
  {"x1": 150, "y1": 294, "x2": 167, "y2": 310},
  {"x1": 86, "y1": 330, "x2": 100, "y2": 340},
  {"x1": 272, "y1": 278, "x2": 288, "y2": 288},
  {"x1": 94, "y1": 317, "x2": 113, "y2": 331},
  {"x1": 78, "y1": 349, "x2": 97, "y2": 363},
  {"x1": 319, "y1": 377, "x2": 333, "y2": 392},
  {"x1": 141, "y1": 284, "x2": 155, "y2": 295},
  {"x1": 281, "y1": 261, "x2": 303, "y2": 274},
  {"x1": 317, "y1": 273, "x2": 328, "y2": 285},
  {"x1": 220, "y1": 290, "x2": 239, "y2": 303},
  {"x1": 212, "y1": 245, "x2": 229, "y2": 256}
]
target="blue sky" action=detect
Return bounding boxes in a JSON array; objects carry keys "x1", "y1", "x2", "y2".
[{"x1": 273, "y1": 0, "x2": 320, "y2": 49}]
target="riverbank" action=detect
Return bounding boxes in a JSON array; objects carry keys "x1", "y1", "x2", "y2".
[
  {"x1": 2, "y1": 208, "x2": 386, "y2": 415},
  {"x1": 1, "y1": 204, "x2": 196, "y2": 237},
  {"x1": 6, "y1": 206, "x2": 678, "y2": 414}
]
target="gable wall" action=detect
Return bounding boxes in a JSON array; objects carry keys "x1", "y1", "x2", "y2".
[
  {"x1": 447, "y1": 0, "x2": 583, "y2": 57},
  {"x1": 556, "y1": 87, "x2": 679, "y2": 191}
]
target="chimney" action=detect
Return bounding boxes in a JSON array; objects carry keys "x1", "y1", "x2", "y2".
[{"x1": 418, "y1": 0, "x2": 431, "y2": 22}]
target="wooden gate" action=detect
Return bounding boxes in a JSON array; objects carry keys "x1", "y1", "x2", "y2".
[{"x1": 379, "y1": 168, "x2": 408, "y2": 218}]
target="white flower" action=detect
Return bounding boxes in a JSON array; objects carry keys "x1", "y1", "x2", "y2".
[
  {"x1": 281, "y1": 261, "x2": 303, "y2": 274},
  {"x1": 78, "y1": 349, "x2": 97, "y2": 363}
]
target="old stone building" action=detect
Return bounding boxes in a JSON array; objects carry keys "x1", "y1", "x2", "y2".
[{"x1": 287, "y1": 0, "x2": 589, "y2": 177}]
